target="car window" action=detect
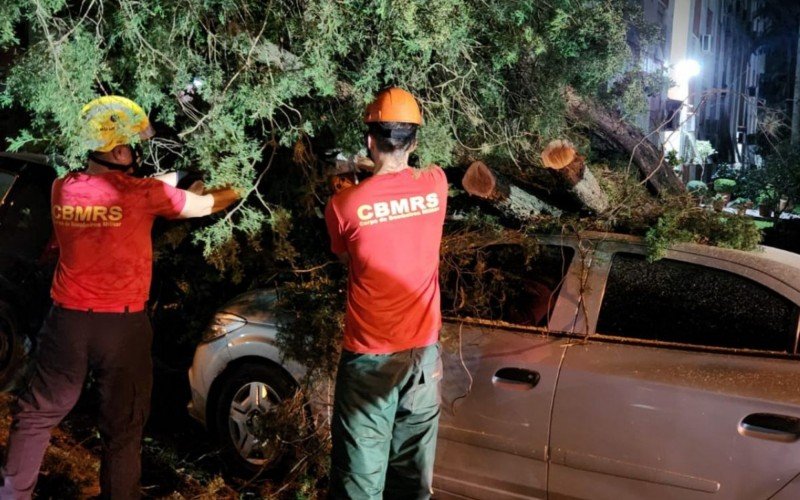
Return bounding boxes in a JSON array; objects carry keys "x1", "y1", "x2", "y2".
[
  {"x1": 596, "y1": 253, "x2": 799, "y2": 353},
  {"x1": 0, "y1": 178, "x2": 52, "y2": 260},
  {"x1": 0, "y1": 171, "x2": 16, "y2": 205},
  {"x1": 443, "y1": 244, "x2": 575, "y2": 327}
]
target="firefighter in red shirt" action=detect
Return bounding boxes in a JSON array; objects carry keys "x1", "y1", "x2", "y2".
[
  {"x1": 0, "y1": 96, "x2": 239, "y2": 500},
  {"x1": 325, "y1": 88, "x2": 448, "y2": 499}
]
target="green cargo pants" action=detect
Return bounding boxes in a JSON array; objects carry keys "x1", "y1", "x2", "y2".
[{"x1": 329, "y1": 343, "x2": 442, "y2": 500}]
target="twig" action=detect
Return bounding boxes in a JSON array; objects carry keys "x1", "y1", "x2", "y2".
[
  {"x1": 222, "y1": 142, "x2": 274, "y2": 222},
  {"x1": 289, "y1": 261, "x2": 337, "y2": 274},
  {"x1": 178, "y1": 14, "x2": 271, "y2": 138}
]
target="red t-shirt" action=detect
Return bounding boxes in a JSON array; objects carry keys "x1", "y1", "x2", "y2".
[
  {"x1": 325, "y1": 166, "x2": 448, "y2": 354},
  {"x1": 50, "y1": 171, "x2": 187, "y2": 311}
]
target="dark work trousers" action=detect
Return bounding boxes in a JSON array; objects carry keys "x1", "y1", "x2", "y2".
[
  {"x1": 329, "y1": 343, "x2": 442, "y2": 500},
  {"x1": 0, "y1": 306, "x2": 154, "y2": 500}
]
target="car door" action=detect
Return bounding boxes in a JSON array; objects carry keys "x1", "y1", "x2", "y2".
[
  {"x1": 433, "y1": 242, "x2": 584, "y2": 499},
  {"x1": 548, "y1": 243, "x2": 800, "y2": 500}
]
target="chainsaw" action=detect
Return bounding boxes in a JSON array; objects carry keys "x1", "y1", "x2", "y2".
[{"x1": 328, "y1": 154, "x2": 376, "y2": 194}]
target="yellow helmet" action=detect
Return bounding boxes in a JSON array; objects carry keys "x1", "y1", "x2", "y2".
[{"x1": 80, "y1": 95, "x2": 155, "y2": 152}]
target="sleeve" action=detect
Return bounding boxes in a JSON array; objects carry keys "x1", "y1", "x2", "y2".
[
  {"x1": 142, "y1": 178, "x2": 188, "y2": 219},
  {"x1": 433, "y1": 165, "x2": 448, "y2": 198},
  {"x1": 434, "y1": 165, "x2": 448, "y2": 190},
  {"x1": 324, "y1": 200, "x2": 348, "y2": 255}
]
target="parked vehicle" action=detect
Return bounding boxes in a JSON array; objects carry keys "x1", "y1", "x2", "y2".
[
  {"x1": 0, "y1": 152, "x2": 58, "y2": 389},
  {"x1": 188, "y1": 232, "x2": 800, "y2": 499}
]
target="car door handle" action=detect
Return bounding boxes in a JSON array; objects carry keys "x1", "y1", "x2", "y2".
[
  {"x1": 738, "y1": 413, "x2": 800, "y2": 443},
  {"x1": 492, "y1": 368, "x2": 540, "y2": 391}
]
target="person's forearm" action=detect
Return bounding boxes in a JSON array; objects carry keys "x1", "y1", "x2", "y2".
[{"x1": 178, "y1": 188, "x2": 240, "y2": 218}]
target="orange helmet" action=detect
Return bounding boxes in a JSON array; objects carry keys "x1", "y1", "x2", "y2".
[{"x1": 363, "y1": 87, "x2": 422, "y2": 125}]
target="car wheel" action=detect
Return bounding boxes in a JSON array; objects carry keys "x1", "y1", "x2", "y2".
[
  {"x1": 0, "y1": 303, "x2": 22, "y2": 390},
  {"x1": 0, "y1": 308, "x2": 15, "y2": 367},
  {"x1": 214, "y1": 362, "x2": 298, "y2": 477}
]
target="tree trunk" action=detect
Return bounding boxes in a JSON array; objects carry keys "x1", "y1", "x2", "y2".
[
  {"x1": 462, "y1": 161, "x2": 562, "y2": 219},
  {"x1": 792, "y1": 23, "x2": 800, "y2": 146},
  {"x1": 565, "y1": 88, "x2": 685, "y2": 195},
  {"x1": 542, "y1": 148, "x2": 609, "y2": 213}
]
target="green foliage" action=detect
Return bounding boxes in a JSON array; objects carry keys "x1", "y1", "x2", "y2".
[
  {"x1": 274, "y1": 275, "x2": 346, "y2": 379},
  {"x1": 713, "y1": 178, "x2": 736, "y2": 194},
  {"x1": 2, "y1": 0, "x2": 639, "y2": 263},
  {"x1": 544, "y1": 4, "x2": 631, "y2": 93},
  {"x1": 693, "y1": 140, "x2": 716, "y2": 165},
  {"x1": 608, "y1": 68, "x2": 671, "y2": 121},
  {"x1": 596, "y1": 2, "x2": 667, "y2": 122},
  {"x1": 6, "y1": 129, "x2": 35, "y2": 152},
  {"x1": 582, "y1": 163, "x2": 762, "y2": 262},
  {"x1": 758, "y1": 146, "x2": 800, "y2": 203},
  {"x1": 756, "y1": 184, "x2": 779, "y2": 206},
  {"x1": 0, "y1": 1, "x2": 24, "y2": 49},
  {"x1": 666, "y1": 150, "x2": 682, "y2": 168},
  {"x1": 730, "y1": 197, "x2": 752, "y2": 208},
  {"x1": 720, "y1": 144, "x2": 800, "y2": 209},
  {"x1": 686, "y1": 180, "x2": 708, "y2": 196},
  {"x1": 645, "y1": 200, "x2": 762, "y2": 261},
  {"x1": 710, "y1": 163, "x2": 738, "y2": 181}
]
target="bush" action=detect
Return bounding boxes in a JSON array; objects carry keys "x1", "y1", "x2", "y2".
[
  {"x1": 713, "y1": 178, "x2": 736, "y2": 194},
  {"x1": 757, "y1": 185, "x2": 779, "y2": 206},
  {"x1": 730, "y1": 197, "x2": 752, "y2": 208},
  {"x1": 711, "y1": 163, "x2": 739, "y2": 181},
  {"x1": 686, "y1": 180, "x2": 708, "y2": 196}
]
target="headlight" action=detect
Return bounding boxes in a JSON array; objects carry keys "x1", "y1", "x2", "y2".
[{"x1": 202, "y1": 312, "x2": 246, "y2": 343}]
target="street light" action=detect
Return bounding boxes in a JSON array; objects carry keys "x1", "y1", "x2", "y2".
[
  {"x1": 675, "y1": 59, "x2": 701, "y2": 83},
  {"x1": 665, "y1": 59, "x2": 702, "y2": 180}
]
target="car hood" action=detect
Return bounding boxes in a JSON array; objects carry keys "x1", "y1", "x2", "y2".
[{"x1": 219, "y1": 289, "x2": 277, "y2": 325}]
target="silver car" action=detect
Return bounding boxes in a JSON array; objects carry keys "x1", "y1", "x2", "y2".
[{"x1": 188, "y1": 232, "x2": 800, "y2": 499}]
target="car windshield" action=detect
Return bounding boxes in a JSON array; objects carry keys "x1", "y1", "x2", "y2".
[{"x1": 0, "y1": 171, "x2": 15, "y2": 205}]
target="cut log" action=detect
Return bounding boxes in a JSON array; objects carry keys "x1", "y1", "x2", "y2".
[
  {"x1": 565, "y1": 87, "x2": 685, "y2": 195},
  {"x1": 541, "y1": 140, "x2": 609, "y2": 214},
  {"x1": 462, "y1": 161, "x2": 562, "y2": 219}
]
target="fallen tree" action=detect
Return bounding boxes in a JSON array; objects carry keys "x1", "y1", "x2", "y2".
[
  {"x1": 565, "y1": 88, "x2": 685, "y2": 196},
  {"x1": 3, "y1": 0, "x2": 765, "y2": 407}
]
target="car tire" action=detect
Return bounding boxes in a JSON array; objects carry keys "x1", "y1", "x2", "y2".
[
  {"x1": 0, "y1": 302, "x2": 23, "y2": 391},
  {"x1": 213, "y1": 362, "x2": 299, "y2": 478}
]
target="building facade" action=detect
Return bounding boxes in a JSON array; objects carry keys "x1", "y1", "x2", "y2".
[{"x1": 639, "y1": 0, "x2": 765, "y2": 178}]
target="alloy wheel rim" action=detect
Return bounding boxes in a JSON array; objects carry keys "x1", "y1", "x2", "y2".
[{"x1": 228, "y1": 381, "x2": 280, "y2": 466}]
